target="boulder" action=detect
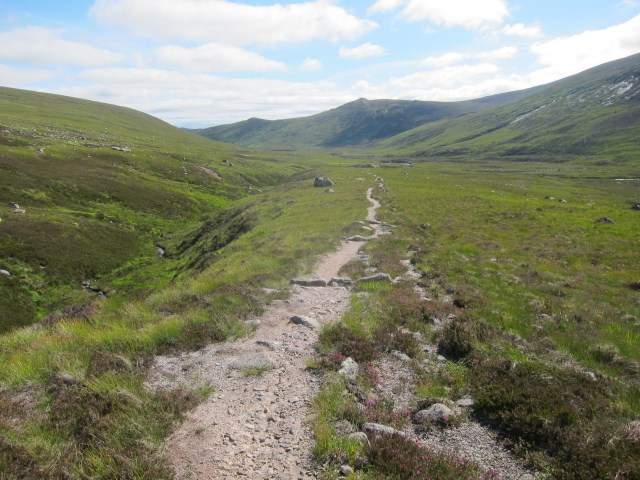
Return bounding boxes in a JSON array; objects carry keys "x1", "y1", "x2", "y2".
[
  {"x1": 289, "y1": 315, "x2": 319, "y2": 329},
  {"x1": 414, "y1": 403, "x2": 457, "y2": 425},
  {"x1": 346, "y1": 432, "x2": 369, "y2": 445},
  {"x1": 358, "y1": 273, "x2": 392, "y2": 283},
  {"x1": 314, "y1": 176, "x2": 334, "y2": 187},
  {"x1": 595, "y1": 217, "x2": 614, "y2": 224},
  {"x1": 363, "y1": 422, "x2": 404, "y2": 437},
  {"x1": 337, "y1": 357, "x2": 358, "y2": 381},
  {"x1": 632, "y1": 204, "x2": 640, "y2": 211},
  {"x1": 325, "y1": 188, "x2": 334, "y2": 193},
  {"x1": 290, "y1": 274, "x2": 327, "y2": 287},
  {"x1": 0, "y1": 269, "x2": 9, "y2": 276}
]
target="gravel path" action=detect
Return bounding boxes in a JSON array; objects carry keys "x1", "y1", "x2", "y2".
[{"x1": 149, "y1": 188, "x2": 381, "y2": 480}]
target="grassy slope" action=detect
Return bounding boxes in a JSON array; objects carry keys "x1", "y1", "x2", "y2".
[
  {"x1": 311, "y1": 161, "x2": 640, "y2": 479},
  {"x1": 375, "y1": 53, "x2": 640, "y2": 161},
  {"x1": 0, "y1": 87, "x2": 306, "y2": 332},
  {"x1": 194, "y1": 92, "x2": 540, "y2": 150}
]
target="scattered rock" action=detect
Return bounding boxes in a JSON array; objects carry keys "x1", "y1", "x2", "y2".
[
  {"x1": 419, "y1": 223, "x2": 431, "y2": 230},
  {"x1": 0, "y1": 269, "x2": 9, "y2": 276},
  {"x1": 337, "y1": 357, "x2": 358, "y2": 381},
  {"x1": 358, "y1": 273, "x2": 392, "y2": 283},
  {"x1": 559, "y1": 199, "x2": 567, "y2": 203},
  {"x1": 391, "y1": 350, "x2": 412, "y2": 362},
  {"x1": 329, "y1": 276, "x2": 352, "y2": 287},
  {"x1": 314, "y1": 176, "x2": 334, "y2": 187},
  {"x1": 111, "y1": 146, "x2": 131, "y2": 152},
  {"x1": 7, "y1": 202, "x2": 20, "y2": 210},
  {"x1": 256, "y1": 340, "x2": 281, "y2": 349},
  {"x1": 414, "y1": 403, "x2": 457, "y2": 426},
  {"x1": 228, "y1": 353, "x2": 276, "y2": 371},
  {"x1": 244, "y1": 318, "x2": 261, "y2": 328},
  {"x1": 632, "y1": 204, "x2": 640, "y2": 211},
  {"x1": 37, "y1": 147, "x2": 44, "y2": 153},
  {"x1": 456, "y1": 397, "x2": 475, "y2": 409},
  {"x1": 363, "y1": 422, "x2": 404, "y2": 437},
  {"x1": 595, "y1": 217, "x2": 614, "y2": 224},
  {"x1": 539, "y1": 313, "x2": 554, "y2": 322},
  {"x1": 544, "y1": 196, "x2": 555, "y2": 200},
  {"x1": 290, "y1": 274, "x2": 327, "y2": 287},
  {"x1": 519, "y1": 475, "x2": 535, "y2": 480},
  {"x1": 339, "y1": 465, "x2": 354, "y2": 476},
  {"x1": 289, "y1": 315, "x2": 319, "y2": 329},
  {"x1": 347, "y1": 235, "x2": 369, "y2": 242},
  {"x1": 326, "y1": 189, "x2": 334, "y2": 193}
]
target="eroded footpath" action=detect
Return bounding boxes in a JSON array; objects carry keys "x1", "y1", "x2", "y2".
[{"x1": 148, "y1": 188, "x2": 382, "y2": 480}]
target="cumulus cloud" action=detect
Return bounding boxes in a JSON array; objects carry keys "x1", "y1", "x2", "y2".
[
  {"x1": 0, "y1": 26, "x2": 122, "y2": 66},
  {"x1": 90, "y1": 0, "x2": 377, "y2": 46},
  {"x1": 369, "y1": 0, "x2": 509, "y2": 29},
  {"x1": 477, "y1": 46, "x2": 518, "y2": 60},
  {"x1": 0, "y1": 63, "x2": 56, "y2": 87},
  {"x1": 339, "y1": 43, "x2": 385, "y2": 59},
  {"x1": 58, "y1": 67, "x2": 356, "y2": 126},
  {"x1": 154, "y1": 44, "x2": 286, "y2": 72},
  {"x1": 529, "y1": 14, "x2": 640, "y2": 84},
  {"x1": 502, "y1": 23, "x2": 542, "y2": 38},
  {"x1": 301, "y1": 58, "x2": 323, "y2": 71},
  {"x1": 389, "y1": 63, "x2": 500, "y2": 90}
]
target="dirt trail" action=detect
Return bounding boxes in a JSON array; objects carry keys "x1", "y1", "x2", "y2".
[{"x1": 152, "y1": 188, "x2": 381, "y2": 480}]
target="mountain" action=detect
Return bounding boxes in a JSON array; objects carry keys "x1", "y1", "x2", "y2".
[
  {"x1": 196, "y1": 53, "x2": 640, "y2": 161},
  {"x1": 0, "y1": 87, "x2": 301, "y2": 332},
  {"x1": 376, "y1": 53, "x2": 640, "y2": 160},
  {"x1": 194, "y1": 91, "x2": 540, "y2": 150}
]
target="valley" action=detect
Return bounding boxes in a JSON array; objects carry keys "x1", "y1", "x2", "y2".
[{"x1": 1, "y1": 53, "x2": 639, "y2": 480}]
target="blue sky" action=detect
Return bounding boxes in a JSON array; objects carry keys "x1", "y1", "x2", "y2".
[{"x1": 1, "y1": 0, "x2": 639, "y2": 127}]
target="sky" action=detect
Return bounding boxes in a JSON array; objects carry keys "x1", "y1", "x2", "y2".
[{"x1": 1, "y1": 1, "x2": 640, "y2": 127}]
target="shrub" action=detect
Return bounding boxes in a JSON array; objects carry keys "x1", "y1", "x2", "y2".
[{"x1": 319, "y1": 324, "x2": 378, "y2": 363}]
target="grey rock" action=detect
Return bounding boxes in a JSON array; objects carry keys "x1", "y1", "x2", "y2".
[
  {"x1": 339, "y1": 465, "x2": 354, "y2": 475},
  {"x1": 358, "y1": 273, "x2": 392, "y2": 283},
  {"x1": 7, "y1": 202, "x2": 20, "y2": 210},
  {"x1": 338, "y1": 357, "x2": 358, "y2": 381},
  {"x1": 0, "y1": 269, "x2": 10, "y2": 276},
  {"x1": 519, "y1": 475, "x2": 535, "y2": 480},
  {"x1": 632, "y1": 204, "x2": 640, "y2": 211},
  {"x1": 539, "y1": 313, "x2": 554, "y2": 322},
  {"x1": 256, "y1": 340, "x2": 281, "y2": 349},
  {"x1": 111, "y1": 146, "x2": 131, "y2": 152},
  {"x1": 391, "y1": 350, "x2": 412, "y2": 362},
  {"x1": 325, "y1": 188, "x2": 334, "y2": 193},
  {"x1": 558, "y1": 198, "x2": 567, "y2": 203},
  {"x1": 245, "y1": 319, "x2": 261, "y2": 328},
  {"x1": 455, "y1": 397, "x2": 475, "y2": 409},
  {"x1": 347, "y1": 235, "x2": 369, "y2": 242},
  {"x1": 289, "y1": 315, "x2": 319, "y2": 329},
  {"x1": 329, "y1": 276, "x2": 352, "y2": 287},
  {"x1": 363, "y1": 422, "x2": 403, "y2": 437},
  {"x1": 228, "y1": 353, "x2": 276, "y2": 371},
  {"x1": 290, "y1": 274, "x2": 327, "y2": 287},
  {"x1": 414, "y1": 403, "x2": 456, "y2": 425},
  {"x1": 346, "y1": 432, "x2": 369, "y2": 445},
  {"x1": 314, "y1": 176, "x2": 334, "y2": 187},
  {"x1": 595, "y1": 217, "x2": 614, "y2": 224}
]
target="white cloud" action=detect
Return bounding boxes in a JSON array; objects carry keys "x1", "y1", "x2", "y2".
[
  {"x1": 368, "y1": 0, "x2": 509, "y2": 29},
  {"x1": 422, "y1": 52, "x2": 467, "y2": 67},
  {"x1": 58, "y1": 67, "x2": 357, "y2": 126},
  {"x1": 529, "y1": 14, "x2": 640, "y2": 84},
  {"x1": 339, "y1": 43, "x2": 385, "y2": 59},
  {"x1": 502, "y1": 23, "x2": 542, "y2": 38},
  {"x1": 0, "y1": 26, "x2": 123, "y2": 66},
  {"x1": 154, "y1": 44, "x2": 286, "y2": 72},
  {"x1": 0, "y1": 63, "x2": 56, "y2": 87},
  {"x1": 301, "y1": 58, "x2": 323, "y2": 71},
  {"x1": 389, "y1": 63, "x2": 500, "y2": 90},
  {"x1": 477, "y1": 46, "x2": 518, "y2": 60},
  {"x1": 90, "y1": 0, "x2": 377, "y2": 46}
]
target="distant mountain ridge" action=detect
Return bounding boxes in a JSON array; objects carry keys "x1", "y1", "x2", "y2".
[
  {"x1": 194, "y1": 53, "x2": 640, "y2": 158},
  {"x1": 193, "y1": 89, "x2": 542, "y2": 150}
]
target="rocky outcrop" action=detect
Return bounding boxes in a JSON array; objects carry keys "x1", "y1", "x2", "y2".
[
  {"x1": 314, "y1": 176, "x2": 334, "y2": 187},
  {"x1": 290, "y1": 274, "x2": 327, "y2": 287}
]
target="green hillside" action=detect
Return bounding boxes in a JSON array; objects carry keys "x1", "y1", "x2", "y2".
[
  {"x1": 377, "y1": 53, "x2": 640, "y2": 161},
  {"x1": 0, "y1": 87, "x2": 305, "y2": 332},
  {"x1": 194, "y1": 92, "x2": 538, "y2": 150}
]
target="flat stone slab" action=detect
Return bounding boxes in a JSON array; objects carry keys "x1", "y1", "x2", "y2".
[
  {"x1": 347, "y1": 235, "x2": 369, "y2": 242},
  {"x1": 289, "y1": 315, "x2": 320, "y2": 329},
  {"x1": 228, "y1": 353, "x2": 276, "y2": 371},
  {"x1": 358, "y1": 273, "x2": 392, "y2": 283},
  {"x1": 329, "y1": 276, "x2": 352, "y2": 287},
  {"x1": 290, "y1": 274, "x2": 327, "y2": 287}
]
